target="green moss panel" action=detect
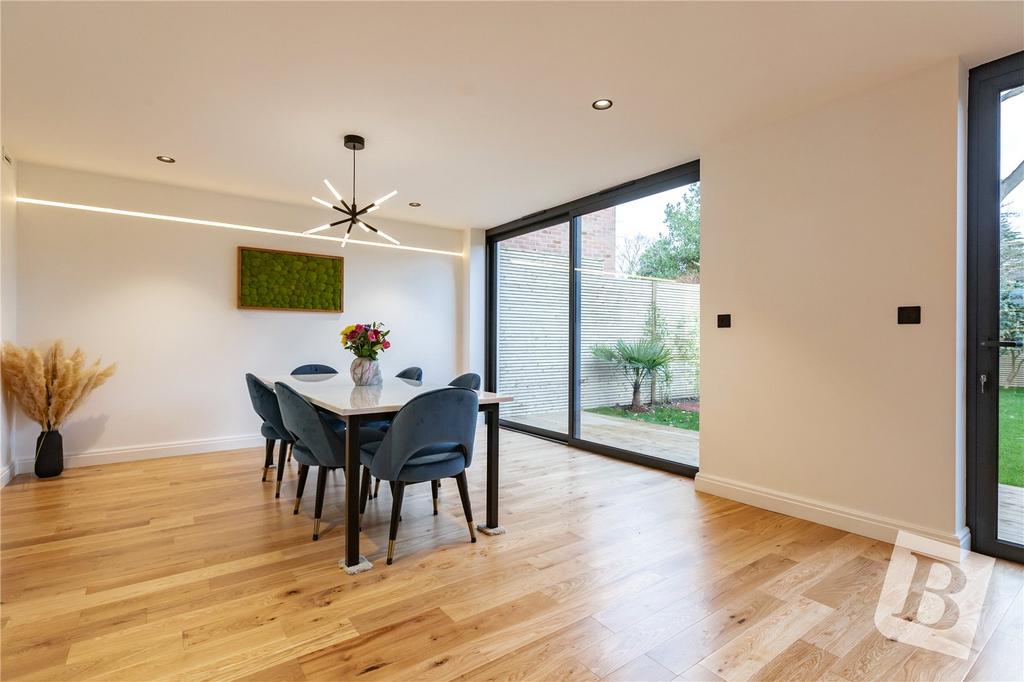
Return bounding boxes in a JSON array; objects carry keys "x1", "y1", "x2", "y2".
[{"x1": 239, "y1": 248, "x2": 343, "y2": 311}]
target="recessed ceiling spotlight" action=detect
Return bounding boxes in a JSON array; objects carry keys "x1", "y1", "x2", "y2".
[
  {"x1": 156, "y1": 155, "x2": 176, "y2": 163},
  {"x1": 409, "y1": 202, "x2": 421, "y2": 207},
  {"x1": 591, "y1": 99, "x2": 613, "y2": 111}
]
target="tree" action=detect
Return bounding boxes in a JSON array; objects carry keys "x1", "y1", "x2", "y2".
[
  {"x1": 1001, "y1": 210, "x2": 1024, "y2": 387},
  {"x1": 591, "y1": 339, "x2": 672, "y2": 412},
  {"x1": 634, "y1": 184, "x2": 701, "y2": 281},
  {"x1": 617, "y1": 235, "x2": 650, "y2": 275}
]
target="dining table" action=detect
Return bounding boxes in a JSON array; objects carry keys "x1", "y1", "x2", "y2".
[{"x1": 260, "y1": 373, "x2": 513, "y2": 574}]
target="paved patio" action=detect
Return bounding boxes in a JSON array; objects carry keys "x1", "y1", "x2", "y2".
[
  {"x1": 509, "y1": 409, "x2": 700, "y2": 467},
  {"x1": 998, "y1": 483, "x2": 1024, "y2": 546}
]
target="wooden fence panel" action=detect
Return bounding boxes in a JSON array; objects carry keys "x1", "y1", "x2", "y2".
[{"x1": 497, "y1": 248, "x2": 700, "y2": 420}]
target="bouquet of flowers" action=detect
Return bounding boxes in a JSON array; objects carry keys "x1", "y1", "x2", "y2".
[{"x1": 340, "y1": 322, "x2": 391, "y2": 360}]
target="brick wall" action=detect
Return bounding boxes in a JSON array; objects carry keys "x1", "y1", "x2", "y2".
[{"x1": 504, "y1": 207, "x2": 617, "y2": 271}]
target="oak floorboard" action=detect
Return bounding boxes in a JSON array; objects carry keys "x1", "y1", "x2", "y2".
[{"x1": 2, "y1": 429, "x2": 1021, "y2": 681}]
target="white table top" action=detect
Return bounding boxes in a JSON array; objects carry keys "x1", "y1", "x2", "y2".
[{"x1": 259, "y1": 374, "x2": 513, "y2": 416}]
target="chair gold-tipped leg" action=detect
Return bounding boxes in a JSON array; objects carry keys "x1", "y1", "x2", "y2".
[
  {"x1": 262, "y1": 467, "x2": 270, "y2": 482},
  {"x1": 313, "y1": 518, "x2": 321, "y2": 541},
  {"x1": 455, "y1": 472, "x2": 476, "y2": 544},
  {"x1": 386, "y1": 482, "x2": 406, "y2": 565},
  {"x1": 275, "y1": 479, "x2": 283, "y2": 498},
  {"x1": 293, "y1": 464, "x2": 308, "y2": 515}
]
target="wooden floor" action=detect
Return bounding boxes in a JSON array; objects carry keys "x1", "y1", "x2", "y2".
[{"x1": 1, "y1": 430, "x2": 1021, "y2": 681}]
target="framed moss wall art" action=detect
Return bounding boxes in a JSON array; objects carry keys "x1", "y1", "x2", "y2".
[{"x1": 237, "y1": 246, "x2": 344, "y2": 312}]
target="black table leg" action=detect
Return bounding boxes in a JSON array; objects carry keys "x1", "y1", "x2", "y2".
[
  {"x1": 477, "y1": 403, "x2": 505, "y2": 536},
  {"x1": 341, "y1": 413, "x2": 371, "y2": 573}
]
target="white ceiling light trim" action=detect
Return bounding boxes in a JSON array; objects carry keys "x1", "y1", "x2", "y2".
[{"x1": 15, "y1": 197, "x2": 462, "y2": 257}]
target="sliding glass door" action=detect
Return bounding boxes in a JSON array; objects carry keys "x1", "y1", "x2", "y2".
[
  {"x1": 577, "y1": 184, "x2": 700, "y2": 468},
  {"x1": 494, "y1": 220, "x2": 571, "y2": 439},
  {"x1": 487, "y1": 161, "x2": 700, "y2": 475}
]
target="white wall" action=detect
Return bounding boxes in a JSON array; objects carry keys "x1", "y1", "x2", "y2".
[
  {"x1": 697, "y1": 58, "x2": 967, "y2": 547},
  {"x1": 461, "y1": 228, "x2": 486, "y2": 378},
  {"x1": 1, "y1": 155, "x2": 17, "y2": 485},
  {"x1": 11, "y1": 163, "x2": 466, "y2": 473}
]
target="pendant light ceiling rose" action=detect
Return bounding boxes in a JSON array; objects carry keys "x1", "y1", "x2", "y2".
[{"x1": 343, "y1": 135, "x2": 365, "y2": 151}]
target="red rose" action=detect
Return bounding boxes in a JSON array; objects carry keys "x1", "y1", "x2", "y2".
[{"x1": 382, "y1": 340, "x2": 391, "y2": 349}]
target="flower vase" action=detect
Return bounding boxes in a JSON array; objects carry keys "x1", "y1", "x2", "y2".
[
  {"x1": 35, "y1": 430, "x2": 64, "y2": 479},
  {"x1": 350, "y1": 357, "x2": 382, "y2": 386}
]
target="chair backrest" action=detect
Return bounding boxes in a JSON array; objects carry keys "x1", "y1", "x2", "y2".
[
  {"x1": 370, "y1": 387, "x2": 479, "y2": 480},
  {"x1": 274, "y1": 382, "x2": 345, "y2": 467},
  {"x1": 448, "y1": 372, "x2": 481, "y2": 390},
  {"x1": 245, "y1": 373, "x2": 290, "y2": 440},
  {"x1": 395, "y1": 366, "x2": 423, "y2": 381},
  {"x1": 291, "y1": 364, "x2": 338, "y2": 376}
]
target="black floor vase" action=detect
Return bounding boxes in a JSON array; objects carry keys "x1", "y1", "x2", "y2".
[{"x1": 35, "y1": 430, "x2": 64, "y2": 478}]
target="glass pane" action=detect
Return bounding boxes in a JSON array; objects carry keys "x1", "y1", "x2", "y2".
[
  {"x1": 496, "y1": 222, "x2": 570, "y2": 434},
  {"x1": 579, "y1": 183, "x2": 700, "y2": 466},
  {"x1": 998, "y1": 86, "x2": 1024, "y2": 545}
]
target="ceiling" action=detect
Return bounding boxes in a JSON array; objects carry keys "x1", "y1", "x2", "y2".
[{"x1": 3, "y1": 2, "x2": 1021, "y2": 230}]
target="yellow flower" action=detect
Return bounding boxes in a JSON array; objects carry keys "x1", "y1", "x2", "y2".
[{"x1": 341, "y1": 325, "x2": 356, "y2": 338}]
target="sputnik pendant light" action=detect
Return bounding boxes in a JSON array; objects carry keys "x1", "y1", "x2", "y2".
[{"x1": 305, "y1": 134, "x2": 400, "y2": 247}]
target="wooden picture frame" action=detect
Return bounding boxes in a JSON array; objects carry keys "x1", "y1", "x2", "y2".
[{"x1": 237, "y1": 246, "x2": 344, "y2": 313}]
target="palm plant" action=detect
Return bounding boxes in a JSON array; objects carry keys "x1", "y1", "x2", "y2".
[{"x1": 592, "y1": 339, "x2": 672, "y2": 413}]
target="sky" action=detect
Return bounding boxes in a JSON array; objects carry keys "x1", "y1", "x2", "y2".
[{"x1": 613, "y1": 184, "x2": 693, "y2": 248}]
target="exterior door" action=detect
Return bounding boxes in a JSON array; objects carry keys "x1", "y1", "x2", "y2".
[{"x1": 967, "y1": 51, "x2": 1024, "y2": 563}]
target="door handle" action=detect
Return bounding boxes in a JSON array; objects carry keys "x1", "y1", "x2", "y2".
[{"x1": 981, "y1": 339, "x2": 1023, "y2": 348}]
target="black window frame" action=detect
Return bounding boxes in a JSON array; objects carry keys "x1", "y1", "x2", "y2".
[{"x1": 486, "y1": 159, "x2": 700, "y2": 477}]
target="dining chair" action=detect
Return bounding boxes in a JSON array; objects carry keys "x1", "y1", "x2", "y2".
[
  {"x1": 275, "y1": 382, "x2": 383, "y2": 540},
  {"x1": 359, "y1": 387, "x2": 479, "y2": 564},
  {"x1": 395, "y1": 366, "x2": 423, "y2": 381},
  {"x1": 245, "y1": 373, "x2": 293, "y2": 494},
  {"x1": 448, "y1": 373, "x2": 481, "y2": 390},
  {"x1": 291, "y1": 364, "x2": 338, "y2": 376},
  {"x1": 364, "y1": 365, "x2": 426, "y2": 499}
]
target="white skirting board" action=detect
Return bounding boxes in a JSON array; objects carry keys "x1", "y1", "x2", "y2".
[
  {"x1": 11, "y1": 434, "x2": 265, "y2": 477},
  {"x1": 1, "y1": 464, "x2": 12, "y2": 487},
  {"x1": 694, "y1": 472, "x2": 971, "y2": 550}
]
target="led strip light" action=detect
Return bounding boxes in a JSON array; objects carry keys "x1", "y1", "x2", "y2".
[{"x1": 15, "y1": 197, "x2": 462, "y2": 257}]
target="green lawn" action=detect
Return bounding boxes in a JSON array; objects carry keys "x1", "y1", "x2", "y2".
[
  {"x1": 1001, "y1": 388, "x2": 1024, "y2": 487},
  {"x1": 587, "y1": 405, "x2": 700, "y2": 431}
]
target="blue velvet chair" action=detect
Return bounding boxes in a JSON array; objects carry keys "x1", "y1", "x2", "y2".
[
  {"x1": 275, "y1": 381, "x2": 382, "y2": 541},
  {"x1": 449, "y1": 373, "x2": 481, "y2": 390},
  {"x1": 359, "y1": 387, "x2": 479, "y2": 564},
  {"x1": 366, "y1": 367, "x2": 425, "y2": 435},
  {"x1": 395, "y1": 366, "x2": 423, "y2": 382},
  {"x1": 291, "y1": 364, "x2": 338, "y2": 376},
  {"x1": 245, "y1": 374, "x2": 294, "y2": 495}
]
